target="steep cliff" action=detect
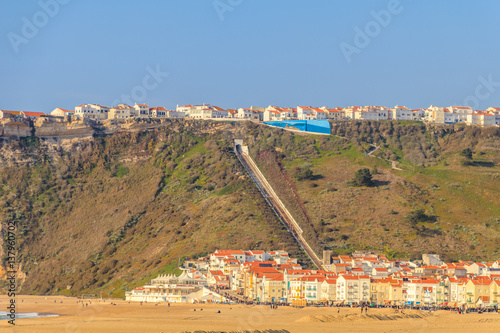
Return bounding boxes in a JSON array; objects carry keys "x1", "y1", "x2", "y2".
[{"x1": 0, "y1": 121, "x2": 306, "y2": 297}]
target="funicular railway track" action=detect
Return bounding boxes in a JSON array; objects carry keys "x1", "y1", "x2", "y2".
[{"x1": 234, "y1": 142, "x2": 325, "y2": 270}]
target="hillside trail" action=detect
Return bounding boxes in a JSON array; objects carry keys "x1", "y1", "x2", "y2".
[{"x1": 367, "y1": 145, "x2": 402, "y2": 170}]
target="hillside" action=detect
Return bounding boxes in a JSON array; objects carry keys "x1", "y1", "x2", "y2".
[
  {"x1": 244, "y1": 121, "x2": 500, "y2": 262},
  {"x1": 0, "y1": 120, "x2": 306, "y2": 297},
  {"x1": 1, "y1": 119, "x2": 499, "y2": 297}
]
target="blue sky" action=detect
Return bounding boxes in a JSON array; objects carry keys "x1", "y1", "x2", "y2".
[{"x1": 1, "y1": 0, "x2": 500, "y2": 112}]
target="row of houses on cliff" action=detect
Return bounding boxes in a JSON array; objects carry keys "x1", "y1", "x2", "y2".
[{"x1": 2, "y1": 103, "x2": 500, "y2": 127}]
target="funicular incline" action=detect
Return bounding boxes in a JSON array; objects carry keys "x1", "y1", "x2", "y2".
[{"x1": 234, "y1": 139, "x2": 325, "y2": 270}]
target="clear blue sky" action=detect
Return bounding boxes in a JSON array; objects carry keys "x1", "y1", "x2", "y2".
[{"x1": 2, "y1": 0, "x2": 500, "y2": 112}]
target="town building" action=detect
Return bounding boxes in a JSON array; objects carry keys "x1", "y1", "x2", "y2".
[
  {"x1": 466, "y1": 112, "x2": 496, "y2": 127},
  {"x1": 75, "y1": 104, "x2": 110, "y2": 120},
  {"x1": 50, "y1": 108, "x2": 75, "y2": 117},
  {"x1": 109, "y1": 104, "x2": 134, "y2": 120}
]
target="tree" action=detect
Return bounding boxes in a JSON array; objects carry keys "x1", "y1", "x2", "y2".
[
  {"x1": 460, "y1": 148, "x2": 473, "y2": 160},
  {"x1": 294, "y1": 164, "x2": 314, "y2": 181},
  {"x1": 350, "y1": 168, "x2": 373, "y2": 187},
  {"x1": 405, "y1": 209, "x2": 430, "y2": 225},
  {"x1": 460, "y1": 148, "x2": 473, "y2": 166}
]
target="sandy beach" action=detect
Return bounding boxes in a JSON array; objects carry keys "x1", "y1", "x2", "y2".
[{"x1": 0, "y1": 296, "x2": 499, "y2": 332}]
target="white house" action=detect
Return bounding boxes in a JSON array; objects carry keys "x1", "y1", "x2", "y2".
[
  {"x1": 404, "y1": 279, "x2": 439, "y2": 305},
  {"x1": 336, "y1": 275, "x2": 370, "y2": 304},
  {"x1": 428, "y1": 105, "x2": 455, "y2": 124},
  {"x1": 390, "y1": 106, "x2": 413, "y2": 121},
  {"x1": 355, "y1": 107, "x2": 379, "y2": 120},
  {"x1": 176, "y1": 104, "x2": 194, "y2": 116},
  {"x1": 237, "y1": 108, "x2": 254, "y2": 119},
  {"x1": 449, "y1": 106, "x2": 473, "y2": 123},
  {"x1": 75, "y1": 104, "x2": 110, "y2": 120},
  {"x1": 465, "y1": 262, "x2": 489, "y2": 276},
  {"x1": 411, "y1": 109, "x2": 425, "y2": 120},
  {"x1": 188, "y1": 104, "x2": 228, "y2": 119},
  {"x1": 150, "y1": 107, "x2": 167, "y2": 118},
  {"x1": 372, "y1": 106, "x2": 389, "y2": 120},
  {"x1": 466, "y1": 112, "x2": 496, "y2": 127},
  {"x1": 297, "y1": 106, "x2": 316, "y2": 120},
  {"x1": 422, "y1": 254, "x2": 444, "y2": 267},
  {"x1": 265, "y1": 106, "x2": 293, "y2": 120},
  {"x1": 343, "y1": 106, "x2": 362, "y2": 120},
  {"x1": 447, "y1": 277, "x2": 467, "y2": 304},
  {"x1": 289, "y1": 276, "x2": 325, "y2": 303},
  {"x1": 320, "y1": 278, "x2": 337, "y2": 302},
  {"x1": 50, "y1": 107, "x2": 75, "y2": 117},
  {"x1": 125, "y1": 271, "x2": 208, "y2": 303},
  {"x1": 134, "y1": 103, "x2": 150, "y2": 117}
]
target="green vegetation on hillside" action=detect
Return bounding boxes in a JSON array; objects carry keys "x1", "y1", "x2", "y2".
[
  {"x1": 1, "y1": 119, "x2": 499, "y2": 297},
  {"x1": 0, "y1": 121, "x2": 306, "y2": 297},
  {"x1": 244, "y1": 121, "x2": 500, "y2": 262}
]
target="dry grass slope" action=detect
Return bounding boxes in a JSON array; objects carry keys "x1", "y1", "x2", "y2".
[{"x1": 0, "y1": 121, "x2": 306, "y2": 297}]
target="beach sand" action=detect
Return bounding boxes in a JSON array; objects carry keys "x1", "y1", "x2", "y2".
[{"x1": 0, "y1": 295, "x2": 499, "y2": 332}]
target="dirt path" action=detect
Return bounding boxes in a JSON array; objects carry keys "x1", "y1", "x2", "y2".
[{"x1": 367, "y1": 145, "x2": 402, "y2": 170}]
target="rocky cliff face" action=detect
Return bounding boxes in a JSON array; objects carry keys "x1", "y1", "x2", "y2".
[
  {"x1": 0, "y1": 119, "x2": 32, "y2": 140},
  {"x1": 0, "y1": 117, "x2": 178, "y2": 143},
  {"x1": 34, "y1": 117, "x2": 94, "y2": 140}
]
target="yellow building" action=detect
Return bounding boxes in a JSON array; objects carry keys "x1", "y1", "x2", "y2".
[
  {"x1": 263, "y1": 276, "x2": 285, "y2": 303},
  {"x1": 370, "y1": 278, "x2": 403, "y2": 305},
  {"x1": 490, "y1": 280, "x2": 500, "y2": 306},
  {"x1": 465, "y1": 278, "x2": 492, "y2": 308}
]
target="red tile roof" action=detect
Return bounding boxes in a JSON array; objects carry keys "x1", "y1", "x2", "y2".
[
  {"x1": 22, "y1": 111, "x2": 46, "y2": 117},
  {"x1": 1, "y1": 110, "x2": 22, "y2": 115}
]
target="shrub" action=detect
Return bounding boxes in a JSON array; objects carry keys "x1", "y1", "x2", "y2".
[
  {"x1": 405, "y1": 209, "x2": 434, "y2": 225},
  {"x1": 460, "y1": 148, "x2": 473, "y2": 160},
  {"x1": 294, "y1": 164, "x2": 314, "y2": 181},
  {"x1": 349, "y1": 168, "x2": 373, "y2": 187},
  {"x1": 114, "y1": 165, "x2": 129, "y2": 178}
]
